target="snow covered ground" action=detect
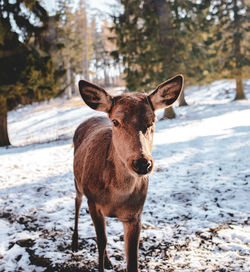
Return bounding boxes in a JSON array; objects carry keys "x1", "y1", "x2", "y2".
[{"x1": 0, "y1": 80, "x2": 250, "y2": 271}]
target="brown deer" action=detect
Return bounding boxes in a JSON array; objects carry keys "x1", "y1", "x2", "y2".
[{"x1": 72, "y1": 74, "x2": 184, "y2": 272}]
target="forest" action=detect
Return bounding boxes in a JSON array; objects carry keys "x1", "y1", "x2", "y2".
[
  {"x1": 0, "y1": 0, "x2": 249, "y2": 146},
  {"x1": 0, "y1": 1, "x2": 250, "y2": 271}
]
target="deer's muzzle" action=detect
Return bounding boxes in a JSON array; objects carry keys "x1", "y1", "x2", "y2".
[{"x1": 131, "y1": 158, "x2": 153, "y2": 175}]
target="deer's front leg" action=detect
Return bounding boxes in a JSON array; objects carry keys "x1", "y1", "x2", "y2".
[
  {"x1": 88, "y1": 201, "x2": 112, "y2": 272},
  {"x1": 72, "y1": 190, "x2": 82, "y2": 252},
  {"x1": 123, "y1": 217, "x2": 141, "y2": 272}
]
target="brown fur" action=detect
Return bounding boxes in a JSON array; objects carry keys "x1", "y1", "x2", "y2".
[{"x1": 72, "y1": 75, "x2": 184, "y2": 272}]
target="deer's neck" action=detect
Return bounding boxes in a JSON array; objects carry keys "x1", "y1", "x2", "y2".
[{"x1": 108, "y1": 141, "x2": 140, "y2": 187}]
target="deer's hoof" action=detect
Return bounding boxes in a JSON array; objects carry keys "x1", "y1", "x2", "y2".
[
  {"x1": 72, "y1": 233, "x2": 78, "y2": 252},
  {"x1": 104, "y1": 257, "x2": 113, "y2": 270},
  {"x1": 72, "y1": 242, "x2": 78, "y2": 252}
]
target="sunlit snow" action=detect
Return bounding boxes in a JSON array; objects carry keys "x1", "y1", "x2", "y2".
[{"x1": 0, "y1": 80, "x2": 250, "y2": 271}]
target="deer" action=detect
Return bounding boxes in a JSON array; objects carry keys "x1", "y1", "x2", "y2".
[{"x1": 72, "y1": 74, "x2": 184, "y2": 272}]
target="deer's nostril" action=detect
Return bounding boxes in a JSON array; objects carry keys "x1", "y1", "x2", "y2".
[
  {"x1": 132, "y1": 158, "x2": 152, "y2": 175},
  {"x1": 146, "y1": 160, "x2": 152, "y2": 172}
]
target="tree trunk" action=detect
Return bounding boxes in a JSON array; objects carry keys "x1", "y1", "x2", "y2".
[
  {"x1": 161, "y1": 106, "x2": 176, "y2": 120},
  {"x1": 104, "y1": 67, "x2": 109, "y2": 87},
  {"x1": 178, "y1": 90, "x2": 188, "y2": 106},
  {"x1": 234, "y1": 78, "x2": 246, "y2": 100},
  {"x1": 0, "y1": 111, "x2": 11, "y2": 147},
  {"x1": 83, "y1": 12, "x2": 89, "y2": 81},
  {"x1": 155, "y1": 0, "x2": 178, "y2": 120},
  {"x1": 66, "y1": 57, "x2": 72, "y2": 99},
  {"x1": 70, "y1": 68, "x2": 75, "y2": 95},
  {"x1": 232, "y1": 1, "x2": 246, "y2": 101}
]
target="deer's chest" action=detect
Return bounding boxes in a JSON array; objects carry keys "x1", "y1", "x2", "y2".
[{"x1": 97, "y1": 177, "x2": 149, "y2": 221}]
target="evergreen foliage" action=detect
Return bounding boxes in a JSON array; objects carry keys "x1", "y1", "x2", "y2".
[
  {"x1": 209, "y1": 0, "x2": 249, "y2": 99},
  {"x1": 111, "y1": 0, "x2": 212, "y2": 118},
  {"x1": 111, "y1": 0, "x2": 211, "y2": 92},
  {"x1": 54, "y1": 0, "x2": 93, "y2": 98},
  {"x1": 111, "y1": 0, "x2": 249, "y2": 101},
  {"x1": 91, "y1": 19, "x2": 117, "y2": 86},
  {"x1": 0, "y1": 0, "x2": 62, "y2": 146}
]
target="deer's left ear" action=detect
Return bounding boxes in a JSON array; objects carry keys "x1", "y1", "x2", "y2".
[
  {"x1": 148, "y1": 74, "x2": 184, "y2": 111},
  {"x1": 78, "y1": 80, "x2": 113, "y2": 113}
]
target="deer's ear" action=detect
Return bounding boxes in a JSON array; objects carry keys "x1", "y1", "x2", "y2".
[
  {"x1": 148, "y1": 74, "x2": 184, "y2": 111},
  {"x1": 78, "y1": 80, "x2": 113, "y2": 113}
]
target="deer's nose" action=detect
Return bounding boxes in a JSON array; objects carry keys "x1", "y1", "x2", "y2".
[{"x1": 132, "y1": 158, "x2": 152, "y2": 175}]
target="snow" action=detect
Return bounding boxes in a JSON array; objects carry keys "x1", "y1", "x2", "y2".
[{"x1": 0, "y1": 80, "x2": 250, "y2": 271}]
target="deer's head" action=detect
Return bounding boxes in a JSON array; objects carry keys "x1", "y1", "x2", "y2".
[{"x1": 79, "y1": 75, "x2": 183, "y2": 176}]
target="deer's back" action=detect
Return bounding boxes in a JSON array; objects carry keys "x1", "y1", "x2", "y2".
[{"x1": 73, "y1": 116, "x2": 111, "y2": 153}]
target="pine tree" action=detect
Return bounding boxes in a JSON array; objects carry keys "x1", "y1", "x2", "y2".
[
  {"x1": 0, "y1": 0, "x2": 61, "y2": 146},
  {"x1": 111, "y1": 0, "x2": 161, "y2": 92},
  {"x1": 111, "y1": 0, "x2": 212, "y2": 118},
  {"x1": 210, "y1": 0, "x2": 249, "y2": 100},
  {"x1": 55, "y1": 0, "x2": 91, "y2": 98},
  {"x1": 77, "y1": 0, "x2": 89, "y2": 81},
  {"x1": 90, "y1": 19, "x2": 117, "y2": 86}
]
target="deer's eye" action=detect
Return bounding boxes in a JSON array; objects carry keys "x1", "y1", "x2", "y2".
[{"x1": 112, "y1": 120, "x2": 120, "y2": 127}]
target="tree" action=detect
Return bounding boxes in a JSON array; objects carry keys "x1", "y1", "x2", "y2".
[
  {"x1": 111, "y1": 0, "x2": 160, "y2": 92},
  {"x1": 0, "y1": 0, "x2": 61, "y2": 146},
  {"x1": 90, "y1": 18, "x2": 107, "y2": 85},
  {"x1": 90, "y1": 18, "x2": 118, "y2": 86},
  {"x1": 210, "y1": 0, "x2": 249, "y2": 100},
  {"x1": 111, "y1": 0, "x2": 211, "y2": 118},
  {"x1": 55, "y1": 0, "x2": 91, "y2": 98},
  {"x1": 77, "y1": 0, "x2": 89, "y2": 81},
  {"x1": 178, "y1": 89, "x2": 188, "y2": 106}
]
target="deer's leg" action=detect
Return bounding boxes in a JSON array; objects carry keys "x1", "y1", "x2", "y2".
[
  {"x1": 72, "y1": 191, "x2": 82, "y2": 252},
  {"x1": 88, "y1": 200, "x2": 112, "y2": 272},
  {"x1": 123, "y1": 217, "x2": 141, "y2": 272}
]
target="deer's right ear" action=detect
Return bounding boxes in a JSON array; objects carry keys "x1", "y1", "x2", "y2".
[{"x1": 78, "y1": 80, "x2": 113, "y2": 113}]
